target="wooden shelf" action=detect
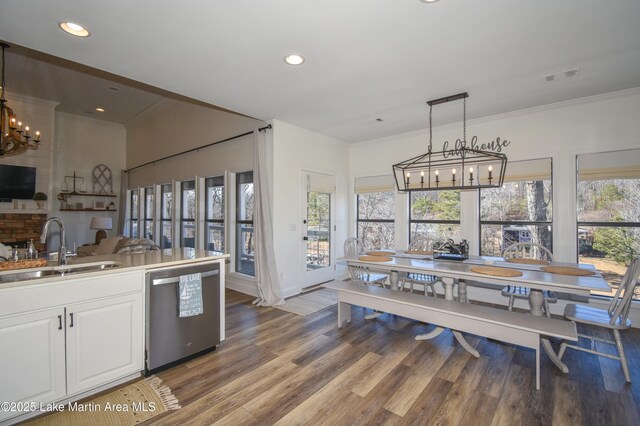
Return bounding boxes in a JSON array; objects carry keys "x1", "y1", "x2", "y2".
[{"x1": 59, "y1": 192, "x2": 117, "y2": 198}]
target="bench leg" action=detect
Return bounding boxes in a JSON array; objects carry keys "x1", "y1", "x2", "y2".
[
  {"x1": 415, "y1": 326, "x2": 445, "y2": 341},
  {"x1": 337, "y1": 301, "x2": 351, "y2": 328},
  {"x1": 453, "y1": 330, "x2": 480, "y2": 358},
  {"x1": 541, "y1": 337, "x2": 569, "y2": 373},
  {"x1": 536, "y1": 345, "x2": 541, "y2": 390}
]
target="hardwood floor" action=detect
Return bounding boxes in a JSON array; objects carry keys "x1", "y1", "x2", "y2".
[{"x1": 144, "y1": 289, "x2": 640, "y2": 425}]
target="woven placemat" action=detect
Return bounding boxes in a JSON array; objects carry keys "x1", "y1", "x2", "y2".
[
  {"x1": 366, "y1": 250, "x2": 395, "y2": 256},
  {"x1": 404, "y1": 250, "x2": 433, "y2": 255},
  {"x1": 359, "y1": 255, "x2": 393, "y2": 262},
  {"x1": 470, "y1": 265, "x2": 523, "y2": 277},
  {"x1": 541, "y1": 266, "x2": 596, "y2": 276},
  {"x1": 505, "y1": 258, "x2": 549, "y2": 266},
  {"x1": 0, "y1": 259, "x2": 47, "y2": 271}
]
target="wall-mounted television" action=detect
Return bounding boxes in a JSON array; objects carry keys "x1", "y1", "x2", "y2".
[{"x1": 0, "y1": 165, "x2": 37, "y2": 201}]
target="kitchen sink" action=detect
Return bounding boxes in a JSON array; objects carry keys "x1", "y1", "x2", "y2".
[
  {"x1": 0, "y1": 261, "x2": 122, "y2": 283},
  {"x1": 0, "y1": 269, "x2": 60, "y2": 283}
]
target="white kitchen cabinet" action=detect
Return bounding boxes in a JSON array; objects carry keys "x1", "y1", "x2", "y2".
[
  {"x1": 66, "y1": 293, "x2": 143, "y2": 395},
  {"x1": 0, "y1": 269, "x2": 144, "y2": 423},
  {"x1": 0, "y1": 308, "x2": 66, "y2": 422}
]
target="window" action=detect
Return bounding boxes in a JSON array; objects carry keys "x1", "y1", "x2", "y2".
[
  {"x1": 180, "y1": 180, "x2": 196, "y2": 248},
  {"x1": 357, "y1": 192, "x2": 395, "y2": 251},
  {"x1": 236, "y1": 172, "x2": 254, "y2": 275},
  {"x1": 143, "y1": 186, "x2": 153, "y2": 240},
  {"x1": 410, "y1": 190, "x2": 460, "y2": 245},
  {"x1": 205, "y1": 176, "x2": 224, "y2": 252},
  {"x1": 355, "y1": 175, "x2": 395, "y2": 251},
  {"x1": 160, "y1": 184, "x2": 173, "y2": 249},
  {"x1": 480, "y1": 158, "x2": 552, "y2": 257},
  {"x1": 577, "y1": 149, "x2": 640, "y2": 300},
  {"x1": 130, "y1": 189, "x2": 139, "y2": 238}
]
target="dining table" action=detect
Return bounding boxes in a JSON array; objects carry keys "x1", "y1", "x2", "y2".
[{"x1": 344, "y1": 251, "x2": 611, "y2": 373}]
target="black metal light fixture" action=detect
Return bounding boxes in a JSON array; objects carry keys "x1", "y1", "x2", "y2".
[
  {"x1": 392, "y1": 92, "x2": 507, "y2": 192},
  {"x1": 0, "y1": 42, "x2": 42, "y2": 158}
]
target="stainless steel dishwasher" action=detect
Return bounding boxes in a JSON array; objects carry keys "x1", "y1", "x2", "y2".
[{"x1": 145, "y1": 261, "x2": 221, "y2": 373}]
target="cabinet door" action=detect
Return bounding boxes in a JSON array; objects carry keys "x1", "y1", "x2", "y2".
[
  {"x1": 66, "y1": 293, "x2": 143, "y2": 395},
  {"x1": 0, "y1": 308, "x2": 66, "y2": 422}
]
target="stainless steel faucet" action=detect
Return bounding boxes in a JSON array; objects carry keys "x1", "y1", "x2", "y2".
[{"x1": 40, "y1": 217, "x2": 68, "y2": 266}]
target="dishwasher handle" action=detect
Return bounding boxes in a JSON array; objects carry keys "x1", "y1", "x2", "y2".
[{"x1": 151, "y1": 269, "x2": 219, "y2": 286}]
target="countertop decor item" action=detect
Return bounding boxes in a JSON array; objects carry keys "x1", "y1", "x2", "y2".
[
  {"x1": 0, "y1": 259, "x2": 47, "y2": 271},
  {"x1": 392, "y1": 92, "x2": 507, "y2": 192},
  {"x1": 0, "y1": 43, "x2": 42, "y2": 158},
  {"x1": 366, "y1": 250, "x2": 395, "y2": 256},
  {"x1": 505, "y1": 258, "x2": 549, "y2": 265}
]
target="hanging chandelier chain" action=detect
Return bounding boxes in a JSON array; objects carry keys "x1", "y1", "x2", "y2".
[
  {"x1": 463, "y1": 96, "x2": 466, "y2": 146},
  {"x1": 428, "y1": 104, "x2": 433, "y2": 153},
  {"x1": 1, "y1": 44, "x2": 6, "y2": 100}
]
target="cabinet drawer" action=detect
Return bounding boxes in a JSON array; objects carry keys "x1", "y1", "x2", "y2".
[{"x1": 0, "y1": 270, "x2": 144, "y2": 317}]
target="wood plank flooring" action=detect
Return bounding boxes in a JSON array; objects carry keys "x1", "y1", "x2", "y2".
[{"x1": 144, "y1": 289, "x2": 640, "y2": 425}]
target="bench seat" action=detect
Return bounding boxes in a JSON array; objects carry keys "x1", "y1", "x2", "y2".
[{"x1": 324, "y1": 280, "x2": 577, "y2": 390}]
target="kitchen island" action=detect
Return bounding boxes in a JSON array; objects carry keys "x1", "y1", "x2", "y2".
[{"x1": 0, "y1": 249, "x2": 228, "y2": 424}]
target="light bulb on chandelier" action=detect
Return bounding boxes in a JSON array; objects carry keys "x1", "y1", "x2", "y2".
[{"x1": 1, "y1": 42, "x2": 42, "y2": 158}]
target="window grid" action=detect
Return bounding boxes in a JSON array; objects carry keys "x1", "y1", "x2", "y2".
[
  {"x1": 180, "y1": 180, "x2": 196, "y2": 248},
  {"x1": 236, "y1": 171, "x2": 254, "y2": 276},
  {"x1": 130, "y1": 189, "x2": 139, "y2": 238},
  {"x1": 356, "y1": 192, "x2": 395, "y2": 252}
]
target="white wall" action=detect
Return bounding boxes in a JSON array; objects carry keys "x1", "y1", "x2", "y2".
[
  {"x1": 349, "y1": 88, "x2": 640, "y2": 262},
  {"x1": 272, "y1": 119, "x2": 350, "y2": 297},
  {"x1": 52, "y1": 112, "x2": 126, "y2": 247}
]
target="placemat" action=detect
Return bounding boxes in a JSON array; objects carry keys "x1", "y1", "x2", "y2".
[
  {"x1": 359, "y1": 255, "x2": 393, "y2": 262},
  {"x1": 0, "y1": 259, "x2": 47, "y2": 271},
  {"x1": 404, "y1": 250, "x2": 433, "y2": 255},
  {"x1": 505, "y1": 258, "x2": 549, "y2": 266},
  {"x1": 366, "y1": 250, "x2": 396, "y2": 256},
  {"x1": 470, "y1": 265, "x2": 523, "y2": 277},
  {"x1": 541, "y1": 266, "x2": 596, "y2": 276}
]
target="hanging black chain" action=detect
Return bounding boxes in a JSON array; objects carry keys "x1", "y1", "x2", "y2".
[
  {"x1": 428, "y1": 104, "x2": 433, "y2": 153},
  {"x1": 1, "y1": 44, "x2": 5, "y2": 100},
  {"x1": 462, "y1": 96, "x2": 466, "y2": 147}
]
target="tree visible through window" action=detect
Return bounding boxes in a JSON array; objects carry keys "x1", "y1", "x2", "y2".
[
  {"x1": 236, "y1": 172, "x2": 254, "y2": 276},
  {"x1": 180, "y1": 180, "x2": 196, "y2": 248},
  {"x1": 410, "y1": 190, "x2": 461, "y2": 246},
  {"x1": 578, "y1": 149, "x2": 640, "y2": 300},
  {"x1": 480, "y1": 158, "x2": 552, "y2": 257},
  {"x1": 357, "y1": 191, "x2": 395, "y2": 251},
  {"x1": 205, "y1": 176, "x2": 224, "y2": 252}
]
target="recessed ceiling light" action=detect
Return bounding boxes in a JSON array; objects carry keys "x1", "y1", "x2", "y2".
[
  {"x1": 59, "y1": 22, "x2": 91, "y2": 37},
  {"x1": 95, "y1": 107, "x2": 105, "y2": 112},
  {"x1": 284, "y1": 54, "x2": 305, "y2": 66},
  {"x1": 420, "y1": 0, "x2": 440, "y2": 3}
]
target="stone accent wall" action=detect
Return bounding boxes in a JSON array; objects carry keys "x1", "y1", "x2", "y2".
[{"x1": 0, "y1": 213, "x2": 48, "y2": 251}]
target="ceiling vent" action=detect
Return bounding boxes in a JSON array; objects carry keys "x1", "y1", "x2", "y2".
[{"x1": 544, "y1": 68, "x2": 580, "y2": 82}]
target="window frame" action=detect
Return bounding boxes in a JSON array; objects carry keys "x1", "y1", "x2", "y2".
[
  {"x1": 180, "y1": 180, "x2": 196, "y2": 248},
  {"x1": 129, "y1": 189, "x2": 139, "y2": 238},
  {"x1": 356, "y1": 192, "x2": 395, "y2": 250},
  {"x1": 143, "y1": 186, "x2": 153, "y2": 240},
  {"x1": 205, "y1": 175, "x2": 225, "y2": 252},
  {"x1": 236, "y1": 171, "x2": 254, "y2": 276}
]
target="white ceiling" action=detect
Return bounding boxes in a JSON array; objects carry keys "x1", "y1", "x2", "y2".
[{"x1": 1, "y1": 0, "x2": 639, "y2": 143}]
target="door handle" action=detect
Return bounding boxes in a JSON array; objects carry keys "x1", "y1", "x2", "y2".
[
  {"x1": 303, "y1": 236, "x2": 309, "y2": 241},
  {"x1": 58, "y1": 315, "x2": 63, "y2": 330},
  {"x1": 151, "y1": 269, "x2": 219, "y2": 285},
  {"x1": 69, "y1": 313, "x2": 74, "y2": 328}
]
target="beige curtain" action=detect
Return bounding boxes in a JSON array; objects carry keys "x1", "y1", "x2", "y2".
[
  {"x1": 118, "y1": 170, "x2": 128, "y2": 235},
  {"x1": 252, "y1": 126, "x2": 284, "y2": 306}
]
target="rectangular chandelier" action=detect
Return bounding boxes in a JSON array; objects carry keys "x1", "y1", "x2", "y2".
[{"x1": 392, "y1": 92, "x2": 507, "y2": 192}]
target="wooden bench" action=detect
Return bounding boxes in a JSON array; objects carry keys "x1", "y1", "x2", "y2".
[{"x1": 324, "y1": 281, "x2": 578, "y2": 390}]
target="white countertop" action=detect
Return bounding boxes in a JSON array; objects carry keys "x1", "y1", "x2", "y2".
[{"x1": 0, "y1": 249, "x2": 229, "y2": 290}]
